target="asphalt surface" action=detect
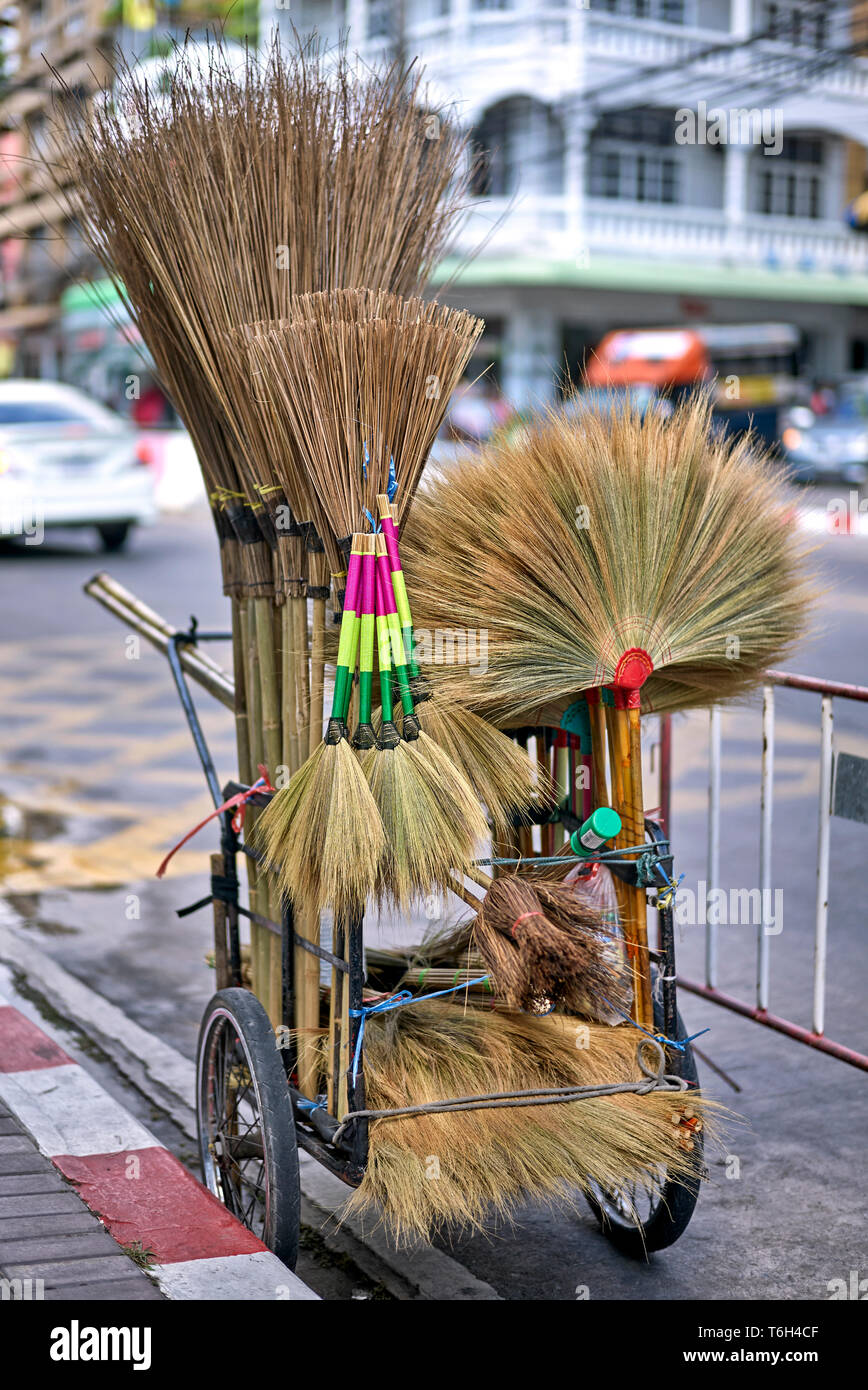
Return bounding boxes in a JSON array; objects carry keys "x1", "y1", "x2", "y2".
[{"x1": 1, "y1": 500, "x2": 866, "y2": 1300}]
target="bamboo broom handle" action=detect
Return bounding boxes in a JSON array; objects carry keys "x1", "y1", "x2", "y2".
[
  {"x1": 231, "y1": 599, "x2": 252, "y2": 786},
  {"x1": 610, "y1": 698, "x2": 653, "y2": 1030},
  {"x1": 254, "y1": 595, "x2": 284, "y2": 1028},
  {"x1": 246, "y1": 603, "x2": 268, "y2": 1010},
  {"x1": 254, "y1": 597, "x2": 282, "y2": 780},
  {"x1": 308, "y1": 596, "x2": 326, "y2": 758},
  {"x1": 587, "y1": 691, "x2": 609, "y2": 808},
  {"x1": 282, "y1": 602, "x2": 298, "y2": 776},
  {"x1": 297, "y1": 548, "x2": 311, "y2": 753},
  {"x1": 325, "y1": 542, "x2": 364, "y2": 1116},
  {"x1": 627, "y1": 703, "x2": 653, "y2": 1027}
]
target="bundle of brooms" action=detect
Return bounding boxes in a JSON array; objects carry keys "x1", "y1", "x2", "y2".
[
  {"x1": 328, "y1": 1001, "x2": 713, "y2": 1244},
  {"x1": 56, "y1": 35, "x2": 727, "y2": 1240},
  {"x1": 53, "y1": 34, "x2": 543, "y2": 1085},
  {"x1": 403, "y1": 395, "x2": 815, "y2": 1023}
]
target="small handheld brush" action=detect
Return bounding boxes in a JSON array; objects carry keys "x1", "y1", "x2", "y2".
[{"x1": 474, "y1": 874, "x2": 632, "y2": 1019}]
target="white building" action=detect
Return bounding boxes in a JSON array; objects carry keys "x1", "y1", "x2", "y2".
[{"x1": 262, "y1": 0, "x2": 868, "y2": 405}]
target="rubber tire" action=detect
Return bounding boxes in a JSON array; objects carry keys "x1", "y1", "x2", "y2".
[
  {"x1": 584, "y1": 998, "x2": 702, "y2": 1257},
  {"x1": 97, "y1": 522, "x2": 132, "y2": 552},
  {"x1": 196, "y1": 987, "x2": 300, "y2": 1269}
]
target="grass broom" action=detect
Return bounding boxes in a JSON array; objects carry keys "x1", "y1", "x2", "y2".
[
  {"x1": 257, "y1": 538, "x2": 386, "y2": 921},
  {"x1": 402, "y1": 395, "x2": 814, "y2": 725},
  {"x1": 359, "y1": 536, "x2": 489, "y2": 908},
  {"x1": 335, "y1": 1001, "x2": 714, "y2": 1244},
  {"x1": 247, "y1": 291, "x2": 489, "y2": 911},
  {"x1": 376, "y1": 495, "x2": 549, "y2": 832},
  {"x1": 473, "y1": 874, "x2": 632, "y2": 1020}
]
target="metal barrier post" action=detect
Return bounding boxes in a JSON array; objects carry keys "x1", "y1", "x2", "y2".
[
  {"x1": 813, "y1": 695, "x2": 834, "y2": 1036},
  {"x1": 758, "y1": 684, "x2": 775, "y2": 1011},
  {"x1": 706, "y1": 705, "x2": 722, "y2": 989}
]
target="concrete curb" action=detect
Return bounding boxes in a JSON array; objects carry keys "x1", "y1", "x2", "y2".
[
  {"x1": 0, "y1": 908, "x2": 502, "y2": 1301},
  {"x1": 0, "y1": 989, "x2": 316, "y2": 1302}
]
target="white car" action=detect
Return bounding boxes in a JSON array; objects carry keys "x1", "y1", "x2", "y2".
[{"x1": 0, "y1": 380, "x2": 157, "y2": 552}]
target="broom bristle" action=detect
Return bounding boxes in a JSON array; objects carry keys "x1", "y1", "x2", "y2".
[
  {"x1": 336, "y1": 1002, "x2": 716, "y2": 1244},
  {"x1": 474, "y1": 876, "x2": 632, "y2": 1019},
  {"x1": 255, "y1": 740, "x2": 385, "y2": 920},
  {"x1": 413, "y1": 688, "x2": 552, "y2": 831},
  {"x1": 402, "y1": 394, "x2": 816, "y2": 723},
  {"x1": 363, "y1": 734, "x2": 490, "y2": 908}
]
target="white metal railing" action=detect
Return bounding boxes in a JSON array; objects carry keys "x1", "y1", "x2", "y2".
[{"x1": 673, "y1": 671, "x2": 868, "y2": 1071}]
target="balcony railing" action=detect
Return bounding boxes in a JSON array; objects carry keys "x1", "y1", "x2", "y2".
[
  {"x1": 455, "y1": 196, "x2": 868, "y2": 277},
  {"x1": 355, "y1": 8, "x2": 868, "y2": 104}
]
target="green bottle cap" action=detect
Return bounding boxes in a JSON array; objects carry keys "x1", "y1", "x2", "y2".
[{"x1": 570, "y1": 806, "x2": 622, "y2": 857}]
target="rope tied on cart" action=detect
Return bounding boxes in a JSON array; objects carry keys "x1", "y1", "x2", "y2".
[
  {"x1": 348, "y1": 976, "x2": 491, "y2": 1084},
  {"x1": 332, "y1": 1035, "x2": 687, "y2": 1147},
  {"x1": 156, "y1": 766, "x2": 275, "y2": 878}
]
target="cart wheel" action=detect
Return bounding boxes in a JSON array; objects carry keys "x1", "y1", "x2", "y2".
[
  {"x1": 196, "y1": 987, "x2": 300, "y2": 1268},
  {"x1": 584, "y1": 998, "x2": 702, "y2": 1257}
]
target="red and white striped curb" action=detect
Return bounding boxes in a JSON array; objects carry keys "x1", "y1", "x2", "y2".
[{"x1": 0, "y1": 995, "x2": 317, "y2": 1301}]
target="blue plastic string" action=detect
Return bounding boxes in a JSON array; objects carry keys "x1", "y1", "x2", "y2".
[
  {"x1": 348, "y1": 976, "x2": 490, "y2": 1083},
  {"x1": 603, "y1": 996, "x2": 709, "y2": 1054},
  {"x1": 387, "y1": 456, "x2": 397, "y2": 501}
]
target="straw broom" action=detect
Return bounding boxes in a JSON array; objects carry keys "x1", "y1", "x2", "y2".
[
  {"x1": 52, "y1": 34, "x2": 477, "y2": 1034},
  {"x1": 334, "y1": 1002, "x2": 714, "y2": 1245},
  {"x1": 402, "y1": 395, "x2": 814, "y2": 724},
  {"x1": 247, "y1": 291, "x2": 490, "y2": 913},
  {"x1": 357, "y1": 536, "x2": 489, "y2": 907},
  {"x1": 403, "y1": 397, "x2": 813, "y2": 1022},
  {"x1": 375, "y1": 495, "x2": 550, "y2": 831},
  {"x1": 473, "y1": 874, "x2": 632, "y2": 1019}
]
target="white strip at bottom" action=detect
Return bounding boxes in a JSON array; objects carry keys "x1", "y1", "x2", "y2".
[
  {"x1": 0, "y1": 1064, "x2": 160, "y2": 1158},
  {"x1": 152, "y1": 1251, "x2": 320, "y2": 1301}
]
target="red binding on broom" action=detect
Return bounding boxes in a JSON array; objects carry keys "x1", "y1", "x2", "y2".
[{"x1": 156, "y1": 765, "x2": 275, "y2": 878}]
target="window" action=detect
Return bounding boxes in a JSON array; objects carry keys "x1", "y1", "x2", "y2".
[
  {"x1": 588, "y1": 109, "x2": 682, "y2": 204},
  {"x1": 761, "y1": 2, "x2": 829, "y2": 49},
  {"x1": 472, "y1": 97, "x2": 565, "y2": 198},
  {"x1": 589, "y1": 149, "x2": 680, "y2": 202},
  {"x1": 751, "y1": 135, "x2": 826, "y2": 219},
  {"x1": 591, "y1": 0, "x2": 686, "y2": 21}
]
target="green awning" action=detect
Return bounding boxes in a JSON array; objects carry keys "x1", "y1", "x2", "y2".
[
  {"x1": 433, "y1": 253, "x2": 868, "y2": 305},
  {"x1": 60, "y1": 278, "x2": 125, "y2": 316}
]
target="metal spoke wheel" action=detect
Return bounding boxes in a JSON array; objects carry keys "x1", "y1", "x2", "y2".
[
  {"x1": 585, "y1": 994, "x2": 703, "y2": 1257},
  {"x1": 196, "y1": 987, "x2": 300, "y2": 1268}
]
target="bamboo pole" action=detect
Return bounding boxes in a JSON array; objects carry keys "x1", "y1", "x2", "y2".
[
  {"x1": 608, "y1": 698, "x2": 653, "y2": 1029},
  {"x1": 308, "y1": 594, "x2": 326, "y2": 758},
  {"x1": 245, "y1": 602, "x2": 268, "y2": 1009},
  {"x1": 586, "y1": 690, "x2": 608, "y2": 808}
]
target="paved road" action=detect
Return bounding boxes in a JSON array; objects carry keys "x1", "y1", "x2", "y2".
[{"x1": 1, "y1": 502, "x2": 866, "y2": 1300}]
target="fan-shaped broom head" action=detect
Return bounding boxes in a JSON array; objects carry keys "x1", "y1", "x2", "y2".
[
  {"x1": 402, "y1": 394, "x2": 815, "y2": 724},
  {"x1": 254, "y1": 539, "x2": 385, "y2": 919},
  {"x1": 338, "y1": 1001, "x2": 714, "y2": 1244},
  {"x1": 255, "y1": 736, "x2": 385, "y2": 922}
]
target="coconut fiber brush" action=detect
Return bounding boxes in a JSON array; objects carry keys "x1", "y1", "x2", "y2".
[{"x1": 471, "y1": 874, "x2": 632, "y2": 1020}]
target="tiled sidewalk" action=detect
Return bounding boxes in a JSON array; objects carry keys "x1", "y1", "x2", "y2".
[{"x1": 0, "y1": 1098, "x2": 164, "y2": 1302}]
